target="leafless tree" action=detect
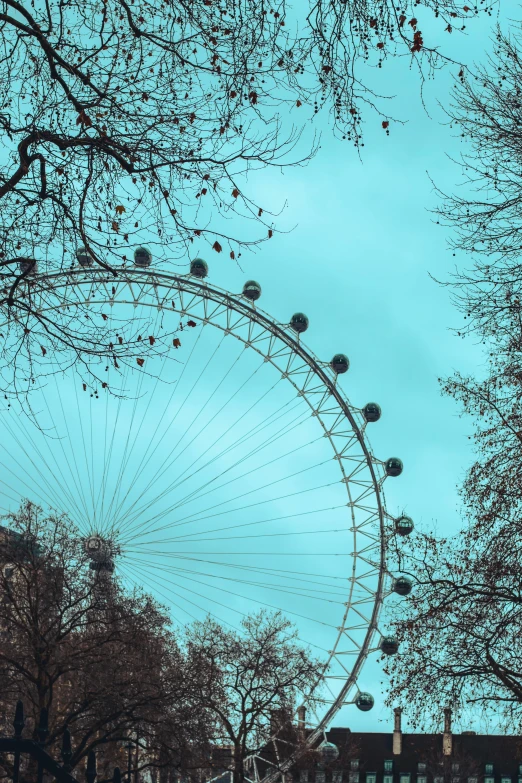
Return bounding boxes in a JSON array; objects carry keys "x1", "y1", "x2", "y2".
[
  {"x1": 383, "y1": 389, "x2": 522, "y2": 732},
  {"x1": 383, "y1": 18, "x2": 522, "y2": 731},
  {"x1": 0, "y1": 0, "x2": 487, "y2": 397},
  {"x1": 0, "y1": 501, "x2": 212, "y2": 782},
  {"x1": 185, "y1": 611, "x2": 322, "y2": 783},
  {"x1": 435, "y1": 20, "x2": 522, "y2": 341},
  {"x1": 383, "y1": 290, "x2": 522, "y2": 728},
  {"x1": 386, "y1": 525, "x2": 522, "y2": 731}
]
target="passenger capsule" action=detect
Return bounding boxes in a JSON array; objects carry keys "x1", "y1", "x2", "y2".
[
  {"x1": 290, "y1": 312, "x2": 309, "y2": 334},
  {"x1": 243, "y1": 280, "x2": 261, "y2": 301},
  {"x1": 19, "y1": 260, "x2": 37, "y2": 276},
  {"x1": 76, "y1": 246, "x2": 94, "y2": 267},
  {"x1": 331, "y1": 354, "x2": 349, "y2": 374},
  {"x1": 134, "y1": 247, "x2": 152, "y2": 267},
  {"x1": 395, "y1": 515, "x2": 414, "y2": 536},
  {"x1": 380, "y1": 636, "x2": 399, "y2": 656},
  {"x1": 355, "y1": 692, "x2": 374, "y2": 712},
  {"x1": 363, "y1": 402, "x2": 381, "y2": 423},
  {"x1": 385, "y1": 457, "x2": 403, "y2": 477},
  {"x1": 190, "y1": 258, "x2": 208, "y2": 278},
  {"x1": 393, "y1": 576, "x2": 413, "y2": 596},
  {"x1": 317, "y1": 741, "x2": 339, "y2": 764}
]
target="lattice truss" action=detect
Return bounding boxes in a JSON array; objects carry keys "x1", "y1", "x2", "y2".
[{"x1": 0, "y1": 268, "x2": 406, "y2": 781}]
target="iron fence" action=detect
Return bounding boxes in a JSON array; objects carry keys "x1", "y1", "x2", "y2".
[{"x1": 0, "y1": 701, "x2": 122, "y2": 783}]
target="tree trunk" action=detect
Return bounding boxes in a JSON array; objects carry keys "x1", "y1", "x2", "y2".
[{"x1": 232, "y1": 745, "x2": 244, "y2": 783}]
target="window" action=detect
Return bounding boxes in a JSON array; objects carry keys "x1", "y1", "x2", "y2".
[
  {"x1": 316, "y1": 772, "x2": 325, "y2": 783},
  {"x1": 351, "y1": 763, "x2": 359, "y2": 772},
  {"x1": 417, "y1": 767, "x2": 427, "y2": 775},
  {"x1": 417, "y1": 777, "x2": 427, "y2": 783},
  {"x1": 468, "y1": 778, "x2": 478, "y2": 783},
  {"x1": 366, "y1": 775, "x2": 376, "y2": 783},
  {"x1": 486, "y1": 767, "x2": 494, "y2": 775},
  {"x1": 348, "y1": 775, "x2": 359, "y2": 783},
  {"x1": 384, "y1": 762, "x2": 393, "y2": 773},
  {"x1": 485, "y1": 778, "x2": 495, "y2": 783},
  {"x1": 501, "y1": 778, "x2": 511, "y2": 783},
  {"x1": 333, "y1": 773, "x2": 343, "y2": 783},
  {"x1": 384, "y1": 776, "x2": 393, "y2": 783},
  {"x1": 299, "y1": 772, "x2": 308, "y2": 783},
  {"x1": 400, "y1": 775, "x2": 411, "y2": 783},
  {"x1": 452, "y1": 767, "x2": 460, "y2": 775},
  {"x1": 434, "y1": 777, "x2": 444, "y2": 783}
]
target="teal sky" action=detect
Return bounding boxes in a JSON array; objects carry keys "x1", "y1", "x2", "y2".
[
  {"x1": 201, "y1": 4, "x2": 510, "y2": 734},
  {"x1": 0, "y1": 1, "x2": 513, "y2": 741}
]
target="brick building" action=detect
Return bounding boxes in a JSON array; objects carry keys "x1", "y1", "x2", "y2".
[
  {"x1": 231, "y1": 708, "x2": 522, "y2": 783},
  {"x1": 298, "y1": 708, "x2": 522, "y2": 783}
]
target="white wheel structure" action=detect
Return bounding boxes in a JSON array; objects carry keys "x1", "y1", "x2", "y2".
[{"x1": 0, "y1": 259, "x2": 409, "y2": 780}]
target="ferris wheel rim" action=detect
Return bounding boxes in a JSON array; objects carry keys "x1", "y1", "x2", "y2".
[{"x1": 7, "y1": 265, "x2": 390, "y2": 769}]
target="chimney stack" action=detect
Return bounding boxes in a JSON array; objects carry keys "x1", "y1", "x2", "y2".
[
  {"x1": 392, "y1": 707, "x2": 402, "y2": 755},
  {"x1": 297, "y1": 705, "x2": 306, "y2": 739},
  {"x1": 443, "y1": 707, "x2": 452, "y2": 756}
]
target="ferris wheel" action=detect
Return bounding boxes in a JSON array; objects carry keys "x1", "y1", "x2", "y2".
[{"x1": 0, "y1": 251, "x2": 414, "y2": 780}]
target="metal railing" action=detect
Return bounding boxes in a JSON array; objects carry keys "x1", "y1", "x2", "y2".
[{"x1": 0, "y1": 701, "x2": 122, "y2": 783}]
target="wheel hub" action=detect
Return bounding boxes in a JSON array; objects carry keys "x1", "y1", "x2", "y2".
[{"x1": 84, "y1": 535, "x2": 117, "y2": 572}]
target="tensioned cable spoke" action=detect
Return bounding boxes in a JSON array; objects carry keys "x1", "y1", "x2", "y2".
[
  {"x1": 129, "y1": 552, "x2": 351, "y2": 587},
  {"x1": 124, "y1": 559, "x2": 243, "y2": 630},
  {"x1": 125, "y1": 557, "x2": 339, "y2": 628},
  {"x1": 123, "y1": 423, "x2": 323, "y2": 542},
  {"x1": 0, "y1": 411, "x2": 82, "y2": 522},
  {"x1": 143, "y1": 546, "x2": 352, "y2": 600},
  {"x1": 47, "y1": 367, "x2": 92, "y2": 528},
  {"x1": 115, "y1": 343, "x2": 264, "y2": 533},
  {"x1": 119, "y1": 405, "x2": 316, "y2": 542},
  {"x1": 126, "y1": 558, "x2": 350, "y2": 597},
  {"x1": 97, "y1": 357, "x2": 134, "y2": 531},
  {"x1": 103, "y1": 300, "x2": 168, "y2": 530},
  {"x1": 124, "y1": 558, "x2": 352, "y2": 603},
  {"x1": 103, "y1": 366, "x2": 148, "y2": 532},
  {"x1": 0, "y1": 482, "x2": 26, "y2": 505},
  {"x1": 127, "y1": 550, "x2": 350, "y2": 556},
  {"x1": 15, "y1": 394, "x2": 87, "y2": 523},
  {"x1": 118, "y1": 561, "x2": 197, "y2": 625},
  {"x1": 123, "y1": 504, "x2": 347, "y2": 547},
  {"x1": 107, "y1": 323, "x2": 211, "y2": 531},
  {"x1": 125, "y1": 556, "x2": 348, "y2": 602},
  {"x1": 132, "y1": 458, "x2": 333, "y2": 542},
  {"x1": 0, "y1": 404, "x2": 76, "y2": 515},
  {"x1": 73, "y1": 372, "x2": 97, "y2": 525},
  {"x1": 124, "y1": 480, "x2": 339, "y2": 550},
  {"x1": 147, "y1": 525, "x2": 347, "y2": 545},
  {"x1": 146, "y1": 398, "x2": 307, "y2": 518},
  {"x1": 112, "y1": 327, "x2": 228, "y2": 526},
  {"x1": 0, "y1": 459, "x2": 63, "y2": 510}
]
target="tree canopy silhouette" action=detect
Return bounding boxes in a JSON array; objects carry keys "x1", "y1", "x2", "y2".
[
  {"x1": 385, "y1": 19, "x2": 522, "y2": 731},
  {"x1": 0, "y1": 0, "x2": 487, "y2": 396},
  {"x1": 0, "y1": 501, "x2": 211, "y2": 782}
]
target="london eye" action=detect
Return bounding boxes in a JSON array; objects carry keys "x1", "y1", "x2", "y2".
[{"x1": 0, "y1": 252, "x2": 412, "y2": 781}]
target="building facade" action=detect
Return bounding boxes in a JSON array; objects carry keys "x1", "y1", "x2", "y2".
[{"x1": 301, "y1": 708, "x2": 522, "y2": 783}]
